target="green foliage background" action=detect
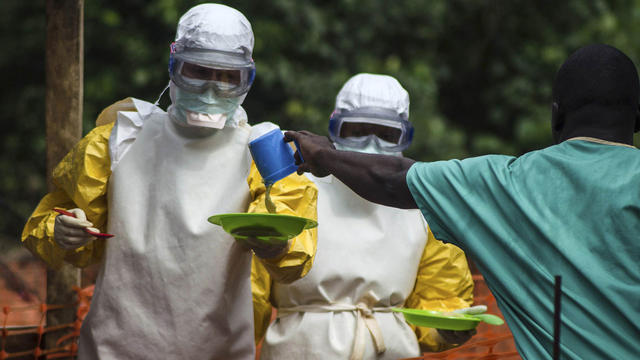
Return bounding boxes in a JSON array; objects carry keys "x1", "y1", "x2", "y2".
[{"x1": 2, "y1": 0, "x2": 640, "y2": 247}]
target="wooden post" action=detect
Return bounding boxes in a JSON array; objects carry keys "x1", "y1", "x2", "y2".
[{"x1": 45, "y1": 0, "x2": 84, "y2": 355}]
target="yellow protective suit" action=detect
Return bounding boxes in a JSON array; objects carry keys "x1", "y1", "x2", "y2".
[
  {"x1": 252, "y1": 215, "x2": 474, "y2": 354},
  {"x1": 405, "y1": 231, "x2": 475, "y2": 352},
  {"x1": 21, "y1": 98, "x2": 317, "y2": 282}
]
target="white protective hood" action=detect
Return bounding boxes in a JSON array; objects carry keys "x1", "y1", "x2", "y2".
[
  {"x1": 335, "y1": 73, "x2": 409, "y2": 118},
  {"x1": 332, "y1": 73, "x2": 411, "y2": 156},
  {"x1": 174, "y1": 3, "x2": 254, "y2": 55},
  {"x1": 169, "y1": 3, "x2": 254, "y2": 128}
]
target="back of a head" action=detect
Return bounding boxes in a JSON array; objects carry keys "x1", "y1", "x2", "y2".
[{"x1": 553, "y1": 44, "x2": 639, "y2": 119}]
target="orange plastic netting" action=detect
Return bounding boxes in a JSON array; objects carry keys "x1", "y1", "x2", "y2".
[
  {"x1": 255, "y1": 275, "x2": 520, "y2": 359},
  {"x1": 3, "y1": 276, "x2": 519, "y2": 359},
  {"x1": 0, "y1": 286, "x2": 93, "y2": 360},
  {"x1": 405, "y1": 275, "x2": 521, "y2": 360}
]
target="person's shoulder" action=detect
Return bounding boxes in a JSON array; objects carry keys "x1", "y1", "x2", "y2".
[
  {"x1": 87, "y1": 122, "x2": 115, "y2": 143},
  {"x1": 107, "y1": 98, "x2": 166, "y2": 169},
  {"x1": 94, "y1": 97, "x2": 165, "y2": 132},
  {"x1": 95, "y1": 97, "x2": 162, "y2": 124},
  {"x1": 407, "y1": 154, "x2": 518, "y2": 192},
  {"x1": 465, "y1": 153, "x2": 516, "y2": 166},
  {"x1": 412, "y1": 153, "x2": 516, "y2": 173}
]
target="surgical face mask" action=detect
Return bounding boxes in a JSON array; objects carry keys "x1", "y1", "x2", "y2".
[
  {"x1": 334, "y1": 137, "x2": 402, "y2": 157},
  {"x1": 169, "y1": 82, "x2": 243, "y2": 128}
]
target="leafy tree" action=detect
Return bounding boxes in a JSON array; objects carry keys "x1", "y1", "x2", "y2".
[{"x1": 2, "y1": 0, "x2": 640, "y2": 248}]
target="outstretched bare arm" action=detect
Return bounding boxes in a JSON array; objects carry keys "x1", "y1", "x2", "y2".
[{"x1": 285, "y1": 130, "x2": 418, "y2": 209}]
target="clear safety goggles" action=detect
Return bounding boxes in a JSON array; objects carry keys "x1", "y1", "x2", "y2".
[
  {"x1": 168, "y1": 43, "x2": 256, "y2": 97},
  {"x1": 328, "y1": 107, "x2": 414, "y2": 151}
]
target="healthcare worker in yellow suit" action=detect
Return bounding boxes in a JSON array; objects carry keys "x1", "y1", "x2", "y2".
[
  {"x1": 21, "y1": 4, "x2": 317, "y2": 359},
  {"x1": 252, "y1": 74, "x2": 476, "y2": 359}
]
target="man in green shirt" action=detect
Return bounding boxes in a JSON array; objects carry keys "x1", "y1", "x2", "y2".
[{"x1": 285, "y1": 44, "x2": 640, "y2": 359}]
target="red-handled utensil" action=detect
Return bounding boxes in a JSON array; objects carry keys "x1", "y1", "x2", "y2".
[{"x1": 53, "y1": 208, "x2": 115, "y2": 239}]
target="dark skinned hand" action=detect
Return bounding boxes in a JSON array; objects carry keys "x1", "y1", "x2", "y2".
[
  {"x1": 436, "y1": 328, "x2": 477, "y2": 345},
  {"x1": 236, "y1": 236, "x2": 290, "y2": 259},
  {"x1": 284, "y1": 130, "x2": 335, "y2": 177}
]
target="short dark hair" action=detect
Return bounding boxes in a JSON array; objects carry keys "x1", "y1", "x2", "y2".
[{"x1": 552, "y1": 44, "x2": 639, "y2": 113}]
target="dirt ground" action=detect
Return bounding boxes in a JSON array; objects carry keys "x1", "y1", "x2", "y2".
[{"x1": 0, "y1": 247, "x2": 46, "y2": 326}]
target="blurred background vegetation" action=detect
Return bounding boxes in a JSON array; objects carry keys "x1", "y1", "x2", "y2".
[{"x1": 2, "y1": 0, "x2": 640, "y2": 250}]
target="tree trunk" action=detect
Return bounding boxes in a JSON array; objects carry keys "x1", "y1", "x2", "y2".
[{"x1": 45, "y1": 0, "x2": 84, "y2": 356}]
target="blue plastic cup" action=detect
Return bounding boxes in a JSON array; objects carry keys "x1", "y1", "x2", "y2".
[{"x1": 249, "y1": 129, "x2": 301, "y2": 185}]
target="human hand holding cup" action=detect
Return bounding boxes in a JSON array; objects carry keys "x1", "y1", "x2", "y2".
[{"x1": 283, "y1": 130, "x2": 335, "y2": 177}]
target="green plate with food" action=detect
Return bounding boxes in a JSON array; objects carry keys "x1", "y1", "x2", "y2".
[
  {"x1": 392, "y1": 308, "x2": 504, "y2": 330},
  {"x1": 208, "y1": 213, "x2": 318, "y2": 245}
]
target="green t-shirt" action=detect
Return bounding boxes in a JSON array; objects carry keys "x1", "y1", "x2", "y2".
[{"x1": 406, "y1": 139, "x2": 640, "y2": 360}]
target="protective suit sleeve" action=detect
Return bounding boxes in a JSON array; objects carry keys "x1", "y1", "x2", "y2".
[
  {"x1": 21, "y1": 122, "x2": 114, "y2": 269},
  {"x1": 246, "y1": 162, "x2": 318, "y2": 284},
  {"x1": 251, "y1": 255, "x2": 273, "y2": 344},
  {"x1": 404, "y1": 227, "x2": 474, "y2": 352}
]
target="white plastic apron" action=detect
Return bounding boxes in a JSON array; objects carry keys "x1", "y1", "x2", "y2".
[
  {"x1": 78, "y1": 112, "x2": 255, "y2": 359},
  {"x1": 261, "y1": 174, "x2": 428, "y2": 360}
]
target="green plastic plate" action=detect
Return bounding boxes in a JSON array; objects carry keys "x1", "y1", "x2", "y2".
[
  {"x1": 208, "y1": 213, "x2": 318, "y2": 245},
  {"x1": 392, "y1": 308, "x2": 482, "y2": 331}
]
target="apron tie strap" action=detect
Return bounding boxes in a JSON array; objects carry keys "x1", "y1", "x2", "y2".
[
  {"x1": 277, "y1": 292, "x2": 391, "y2": 360},
  {"x1": 350, "y1": 301, "x2": 386, "y2": 360}
]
